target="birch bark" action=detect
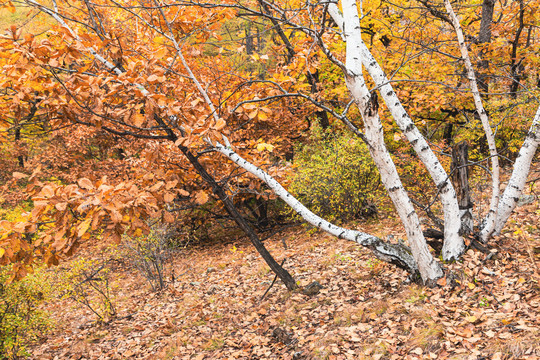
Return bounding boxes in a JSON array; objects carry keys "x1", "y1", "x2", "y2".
[
  {"x1": 493, "y1": 106, "x2": 540, "y2": 234},
  {"x1": 340, "y1": 0, "x2": 443, "y2": 282},
  {"x1": 212, "y1": 141, "x2": 421, "y2": 278},
  {"x1": 444, "y1": 0, "x2": 500, "y2": 242},
  {"x1": 328, "y1": 2, "x2": 464, "y2": 260}
]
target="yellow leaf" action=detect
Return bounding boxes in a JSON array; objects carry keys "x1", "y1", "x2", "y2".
[
  {"x1": 468, "y1": 282, "x2": 476, "y2": 290},
  {"x1": 256, "y1": 143, "x2": 275, "y2": 152},
  {"x1": 0, "y1": 248, "x2": 5, "y2": 258},
  {"x1": 258, "y1": 111, "x2": 268, "y2": 120}
]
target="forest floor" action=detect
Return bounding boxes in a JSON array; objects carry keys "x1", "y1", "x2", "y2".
[{"x1": 29, "y1": 181, "x2": 540, "y2": 360}]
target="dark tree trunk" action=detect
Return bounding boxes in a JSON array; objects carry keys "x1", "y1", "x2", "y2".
[
  {"x1": 451, "y1": 141, "x2": 474, "y2": 235},
  {"x1": 245, "y1": 26, "x2": 254, "y2": 55},
  {"x1": 151, "y1": 113, "x2": 298, "y2": 290},
  {"x1": 14, "y1": 127, "x2": 24, "y2": 168},
  {"x1": 257, "y1": 0, "x2": 295, "y2": 64},
  {"x1": 477, "y1": 0, "x2": 495, "y2": 93},
  {"x1": 180, "y1": 146, "x2": 298, "y2": 290},
  {"x1": 306, "y1": 70, "x2": 330, "y2": 129},
  {"x1": 509, "y1": 0, "x2": 525, "y2": 98}
]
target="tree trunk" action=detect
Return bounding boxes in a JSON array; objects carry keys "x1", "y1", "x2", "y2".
[
  {"x1": 179, "y1": 145, "x2": 298, "y2": 291},
  {"x1": 477, "y1": 0, "x2": 495, "y2": 92},
  {"x1": 14, "y1": 127, "x2": 24, "y2": 168},
  {"x1": 306, "y1": 70, "x2": 330, "y2": 129},
  {"x1": 328, "y1": 1, "x2": 464, "y2": 261},
  {"x1": 509, "y1": 0, "x2": 525, "y2": 98},
  {"x1": 212, "y1": 141, "x2": 422, "y2": 280},
  {"x1": 493, "y1": 106, "x2": 540, "y2": 235},
  {"x1": 451, "y1": 141, "x2": 474, "y2": 235}
]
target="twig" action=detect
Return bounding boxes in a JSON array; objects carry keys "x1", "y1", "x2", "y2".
[{"x1": 260, "y1": 258, "x2": 287, "y2": 302}]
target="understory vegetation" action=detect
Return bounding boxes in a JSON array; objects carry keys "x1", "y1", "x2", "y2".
[{"x1": 1, "y1": 0, "x2": 540, "y2": 358}]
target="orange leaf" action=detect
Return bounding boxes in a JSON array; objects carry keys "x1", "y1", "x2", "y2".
[
  {"x1": 195, "y1": 191, "x2": 209, "y2": 205},
  {"x1": 12, "y1": 172, "x2": 27, "y2": 179},
  {"x1": 179, "y1": 189, "x2": 190, "y2": 196},
  {"x1": 164, "y1": 192, "x2": 175, "y2": 203},
  {"x1": 77, "y1": 218, "x2": 92, "y2": 237},
  {"x1": 163, "y1": 211, "x2": 174, "y2": 223},
  {"x1": 78, "y1": 178, "x2": 94, "y2": 190},
  {"x1": 214, "y1": 118, "x2": 226, "y2": 130}
]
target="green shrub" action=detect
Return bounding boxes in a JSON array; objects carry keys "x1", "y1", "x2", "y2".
[
  {"x1": 0, "y1": 266, "x2": 54, "y2": 359},
  {"x1": 289, "y1": 128, "x2": 386, "y2": 223}
]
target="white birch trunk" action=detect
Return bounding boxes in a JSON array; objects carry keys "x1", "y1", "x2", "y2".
[
  {"x1": 329, "y1": 2, "x2": 464, "y2": 261},
  {"x1": 444, "y1": 0, "x2": 501, "y2": 242},
  {"x1": 212, "y1": 141, "x2": 419, "y2": 275},
  {"x1": 340, "y1": 0, "x2": 443, "y2": 282},
  {"x1": 493, "y1": 106, "x2": 540, "y2": 234}
]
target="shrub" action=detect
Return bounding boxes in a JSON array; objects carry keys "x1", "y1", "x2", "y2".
[
  {"x1": 120, "y1": 224, "x2": 179, "y2": 291},
  {"x1": 0, "y1": 266, "x2": 53, "y2": 359},
  {"x1": 59, "y1": 258, "x2": 117, "y2": 323},
  {"x1": 289, "y1": 128, "x2": 386, "y2": 223}
]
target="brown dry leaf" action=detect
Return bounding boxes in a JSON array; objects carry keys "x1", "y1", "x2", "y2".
[{"x1": 195, "y1": 191, "x2": 209, "y2": 205}]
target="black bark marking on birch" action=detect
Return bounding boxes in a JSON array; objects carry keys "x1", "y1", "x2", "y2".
[
  {"x1": 407, "y1": 211, "x2": 415, "y2": 218},
  {"x1": 513, "y1": 197, "x2": 519, "y2": 202},
  {"x1": 405, "y1": 123, "x2": 413, "y2": 131},
  {"x1": 411, "y1": 139, "x2": 418, "y2": 145},
  {"x1": 421, "y1": 146, "x2": 429, "y2": 151},
  {"x1": 511, "y1": 184, "x2": 519, "y2": 189},
  {"x1": 387, "y1": 91, "x2": 393, "y2": 96},
  {"x1": 389, "y1": 186, "x2": 400, "y2": 192},
  {"x1": 367, "y1": 92, "x2": 379, "y2": 117}
]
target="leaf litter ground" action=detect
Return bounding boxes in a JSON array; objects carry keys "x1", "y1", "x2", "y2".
[{"x1": 31, "y1": 196, "x2": 539, "y2": 360}]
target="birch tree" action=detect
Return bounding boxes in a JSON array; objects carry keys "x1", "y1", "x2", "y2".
[{"x1": 1, "y1": 0, "x2": 539, "y2": 285}]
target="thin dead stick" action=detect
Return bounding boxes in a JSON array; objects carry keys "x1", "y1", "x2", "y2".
[{"x1": 260, "y1": 258, "x2": 287, "y2": 302}]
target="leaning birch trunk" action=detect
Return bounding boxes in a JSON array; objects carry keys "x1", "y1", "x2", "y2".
[
  {"x1": 211, "y1": 141, "x2": 425, "y2": 279},
  {"x1": 328, "y1": 2, "x2": 464, "y2": 261},
  {"x1": 444, "y1": 0, "x2": 501, "y2": 242},
  {"x1": 493, "y1": 106, "x2": 540, "y2": 234},
  {"x1": 340, "y1": 0, "x2": 443, "y2": 283}
]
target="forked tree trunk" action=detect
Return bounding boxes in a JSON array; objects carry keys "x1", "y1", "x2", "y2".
[
  {"x1": 328, "y1": 2, "x2": 464, "y2": 262},
  {"x1": 340, "y1": 0, "x2": 443, "y2": 283}
]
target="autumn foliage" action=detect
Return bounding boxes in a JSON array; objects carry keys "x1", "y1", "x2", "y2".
[{"x1": 0, "y1": 0, "x2": 538, "y2": 281}]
